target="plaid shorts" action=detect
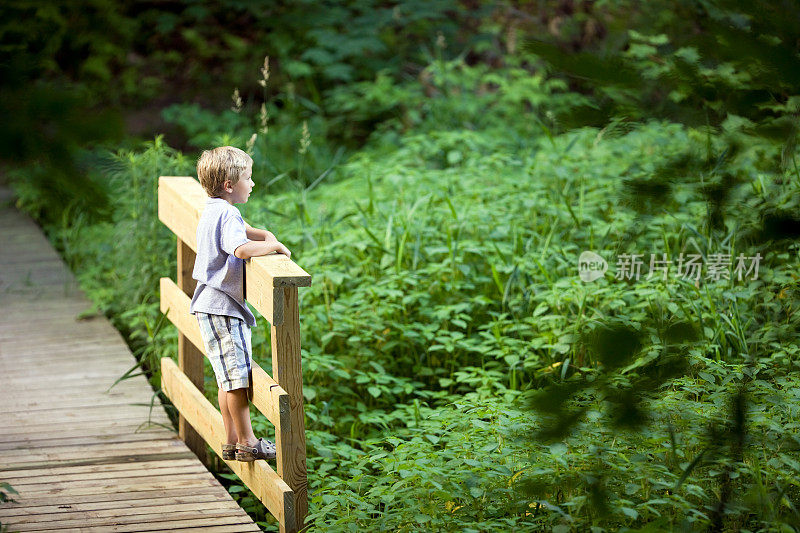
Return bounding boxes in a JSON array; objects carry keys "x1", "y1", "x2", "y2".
[{"x1": 195, "y1": 312, "x2": 252, "y2": 392}]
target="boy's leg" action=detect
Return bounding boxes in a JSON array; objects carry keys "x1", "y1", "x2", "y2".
[
  {"x1": 218, "y1": 388, "x2": 237, "y2": 445},
  {"x1": 227, "y1": 388, "x2": 258, "y2": 446}
]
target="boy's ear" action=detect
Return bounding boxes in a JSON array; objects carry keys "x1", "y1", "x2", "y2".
[{"x1": 223, "y1": 179, "x2": 232, "y2": 192}]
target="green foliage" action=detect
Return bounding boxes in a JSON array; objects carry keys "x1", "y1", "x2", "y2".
[
  {"x1": 1, "y1": 0, "x2": 495, "y2": 109},
  {"x1": 522, "y1": 0, "x2": 800, "y2": 143},
  {"x1": 0, "y1": 1, "x2": 137, "y2": 93},
  {"x1": 1, "y1": 0, "x2": 505, "y2": 228},
  {"x1": 326, "y1": 53, "x2": 576, "y2": 144},
  {"x1": 0, "y1": 482, "x2": 18, "y2": 505},
  {"x1": 0, "y1": 1, "x2": 127, "y2": 225},
  {"x1": 515, "y1": 1, "x2": 800, "y2": 528},
  {"x1": 2, "y1": 95, "x2": 123, "y2": 226},
  {"x1": 161, "y1": 101, "x2": 340, "y2": 191}
]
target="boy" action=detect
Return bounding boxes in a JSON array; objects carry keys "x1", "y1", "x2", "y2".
[{"x1": 189, "y1": 146, "x2": 291, "y2": 462}]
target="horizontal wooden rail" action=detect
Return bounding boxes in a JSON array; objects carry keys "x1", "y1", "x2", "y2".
[
  {"x1": 158, "y1": 177, "x2": 207, "y2": 251},
  {"x1": 161, "y1": 357, "x2": 295, "y2": 531},
  {"x1": 159, "y1": 277, "x2": 291, "y2": 432}
]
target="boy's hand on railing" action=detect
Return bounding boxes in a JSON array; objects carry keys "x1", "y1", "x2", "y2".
[
  {"x1": 234, "y1": 240, "x2": 292, "y2": 260},
  {"x1": 264, "y1": 230, "x2": 278, "y2": 243},
  {"x1": 245, "y1": 223, "x2": 279, "y2": 244},
  {"x1": 275, "y1": 242, "x2": 292, "y2": 259}
]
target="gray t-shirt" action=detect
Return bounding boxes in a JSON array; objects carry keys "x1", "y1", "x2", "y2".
[{"x1": 189, "y1": 197, "x2": 257, "y2": 327}]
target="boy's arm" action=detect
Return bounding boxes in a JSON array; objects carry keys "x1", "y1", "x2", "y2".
[
  {"x1": 234, "y1": 240, "x2": 292, "y2": 261},
  {"x1": 222, "y1": 214, "x2": 287, "y2": 260},
  {"x1": 244, "y1": 222, "x2": 277, "y2": 243}
]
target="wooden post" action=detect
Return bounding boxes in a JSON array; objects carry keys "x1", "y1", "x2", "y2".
[
  {"x1": 272, "y1": 286, "x2": 307, "y2": 532},
  {"x1": 177, "y1": 238, "x2": 208, "y2": 466}
]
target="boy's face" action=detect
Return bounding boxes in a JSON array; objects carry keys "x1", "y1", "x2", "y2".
[{"x1": 224, "y1": 163, "x2": 254, "y2": 204}]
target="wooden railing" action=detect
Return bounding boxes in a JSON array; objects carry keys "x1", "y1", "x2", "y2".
[{"x1": 157, "y1": 176, "x2": 311, "y2": 533}]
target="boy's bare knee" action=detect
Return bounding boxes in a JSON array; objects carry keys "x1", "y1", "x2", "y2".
[{"x1": 226, "y1": 388, "x2": 250, "y2": 403}]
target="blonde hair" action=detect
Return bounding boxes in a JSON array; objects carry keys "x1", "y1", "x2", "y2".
[{"x1": 197, "y1": 146, "x2": 253, "y2": 197}]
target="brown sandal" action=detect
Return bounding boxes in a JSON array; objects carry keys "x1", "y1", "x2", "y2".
[
  {"x1": 222, "y1": 444, "x2": 237, "y2": 461},
  {"x1": 235, "y1": 438, "x2": 276, "y2": 461}
]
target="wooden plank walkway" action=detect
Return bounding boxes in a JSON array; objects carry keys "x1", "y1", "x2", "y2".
[{"x1": 0, "y1": 188, "x2": 260, "y2": 532}]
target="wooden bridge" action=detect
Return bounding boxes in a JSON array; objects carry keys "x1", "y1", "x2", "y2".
[{"x1": 0, "y1": 180, "x2": 311, "y2": 532}]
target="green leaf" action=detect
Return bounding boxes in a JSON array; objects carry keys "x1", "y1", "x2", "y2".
[{"x1": 621, "y1": 507, "x2": 639, "y2": 520}]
